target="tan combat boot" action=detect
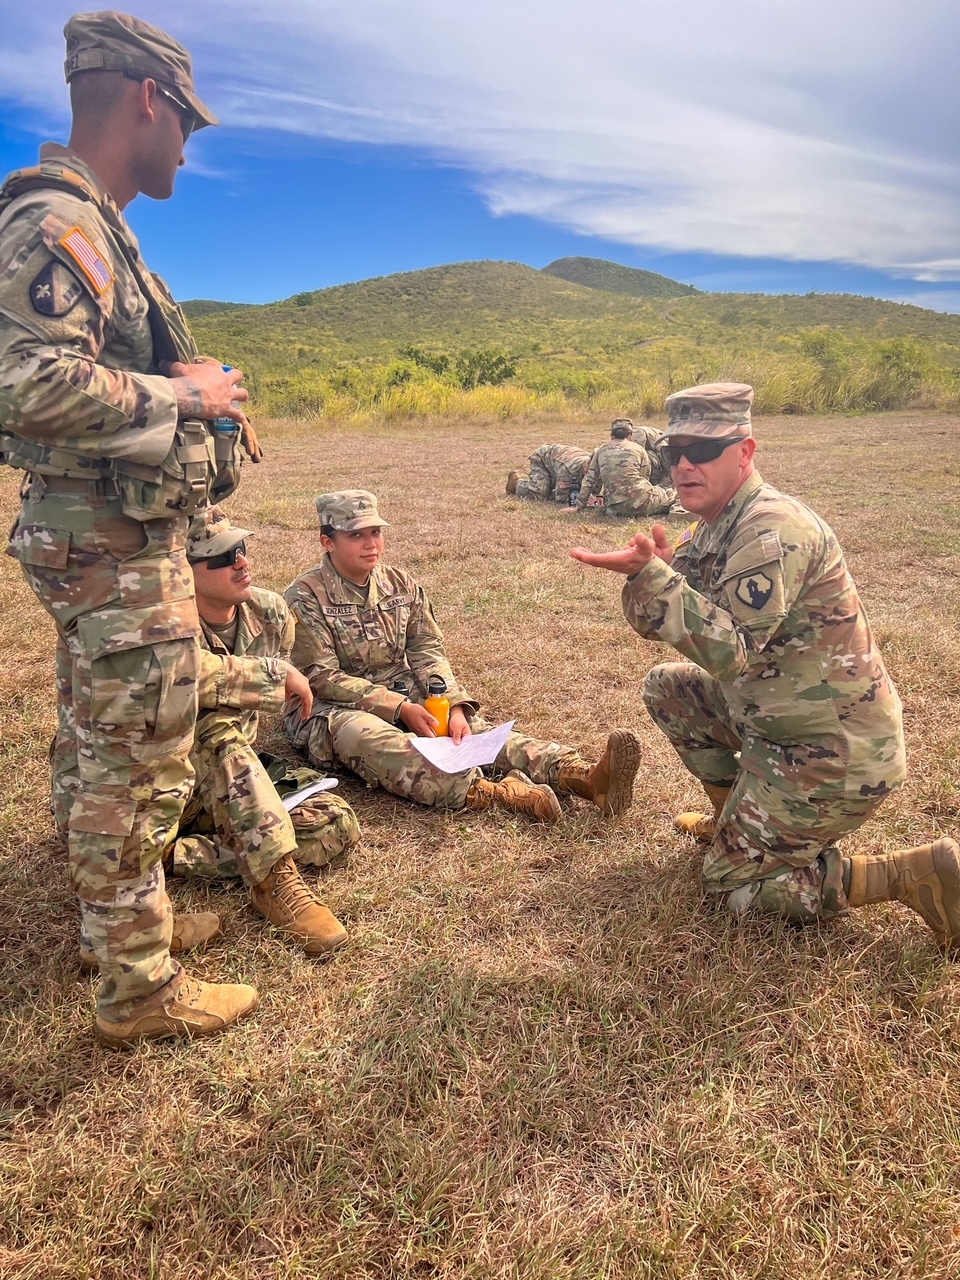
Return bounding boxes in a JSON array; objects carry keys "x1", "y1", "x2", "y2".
[
  {"x1": 674, "y1": 783, "x2": 732, "y2": 843},
  {"x1": 94, "y1": 975, "x2": 259, "y2": 1049},
  {"x1": 465, "y1": 770, "x2": 562, "y2": 822},
  {"x1": 845, "y1": 838, "x2": 960, "y2": 952},
  {"x1": 505, "y1": 470, "x2": 521, "y2": 495},
  {"x1": 557, "y1": 729, "x2": 641, "y2": 816},
  {"x1": 250, "y1": 854, "x2": 348, "y2": 956},
  {"x1": 79, "y1": 911, "x2": 222, "y2": 973}
]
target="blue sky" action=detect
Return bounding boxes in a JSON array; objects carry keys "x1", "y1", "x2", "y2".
[{"x1": 2, "y1": 0, "x2": 959, "y2": 311}]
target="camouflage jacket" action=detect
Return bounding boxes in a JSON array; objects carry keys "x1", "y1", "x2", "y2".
[
  {"x1": 0, "y1": 144, "x2": 193, "y2": 475},
  {"x1": 283, "y1": 557, "x2": 478, "y2": 725},
  {"x1": 533, "y1": 443, "x2": 591, "y2": 491},
  {"x1": 578, "y1": 439, "x2": 673, "y2": 509},
  {"x1": 197, "y1": 587, "x2": 293, "y2": 743},
  {"x1": 622, "y1": 472, "x2": 906, "y2": 798},
  {"x1": 630, "y1": 424, "x2": 671, "y2": 486}
]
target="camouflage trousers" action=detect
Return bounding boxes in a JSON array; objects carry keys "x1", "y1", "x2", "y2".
[
  {"x1": 603, "y1": 484, "x2": 677, "y2": 518},
  {"x1": 515, "y1": 457, "x2": 580, "y2": 505},
  {"x1": 643, "y1": 662, "x2": 894, "y2": 923},
  {"x1": 12, "y1": 480, "x2": 200, "y2": 1020},
  {"x1": 291, "y1": 705, "x2": 577, "y2": 808},
  {"x1": 173, "y1": 712, "x2": 360, "y2": 882}
]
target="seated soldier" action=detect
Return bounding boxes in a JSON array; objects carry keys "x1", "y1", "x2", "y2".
[
  {"x1": 80, "y1": 509, "x2": 359, "y2": 967},
  {"x1": 570, "y1": 419, "x2": 676, "y2": 518},
  {"x1": 284, "y1": 491, "x2": 641, "y2": 821},
  {"x1": 506, "y1": 443, "x2": 591, "y2": 505}
]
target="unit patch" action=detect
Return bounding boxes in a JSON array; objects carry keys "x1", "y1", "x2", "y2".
[
  {"x1": 735, "y1": 571, "x2": 774, "y2": 610},
  {"x1": 30, "y1": 260, "x2": 85, "y2": 317},
  {"x1": 58, "y1": 226, "x2": 114, "y2": 295}
]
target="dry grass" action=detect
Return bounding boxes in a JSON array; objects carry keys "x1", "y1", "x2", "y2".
[{"x1": 1, "y1": 411, "x2": 960, "y2": 1279}]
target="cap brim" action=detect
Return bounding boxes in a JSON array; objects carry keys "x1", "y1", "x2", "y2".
[
  {"x1": 189, "y1": 526, "x2": 253, "y2": 560},
  {"x1": 341, "y1": 517, "x2": 390, "y2": 532},
  {"x1": 181, "y1": 85, "x2": 219, "y2": 130}
]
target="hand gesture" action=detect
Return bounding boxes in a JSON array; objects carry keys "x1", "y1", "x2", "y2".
[{"x1": 570, "y1": 523, "x2": 674, "y2": 575}]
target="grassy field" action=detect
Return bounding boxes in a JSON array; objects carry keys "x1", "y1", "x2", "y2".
[{"x1": 2, "y1": 411, "x2": 960, "y2": 1279}]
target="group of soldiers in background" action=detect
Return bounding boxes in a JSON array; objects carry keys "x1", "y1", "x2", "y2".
[
  {"x1": 506, "y1": 418, "x2": 680, "y2": 518},
  {"x1": 3, "y1": 11, "x2": 960, "y2": 1051}
]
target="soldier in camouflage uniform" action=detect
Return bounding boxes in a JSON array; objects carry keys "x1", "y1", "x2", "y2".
[
  {"x1": 284, "y1": 492, "x2": 641, "y2": 822},
  {"x1": 76, "y1": 508, "x2": 359, "y2": 968},
  {"x1": 0, "y1": 13, "x2": 265, "y2": 1046},
  {"x1": 573, "y1": 420, "x2": 676, "y2": 518},
  {"x1": 506, "y1": 443, "x2": 592, "y2": 505},
  {"x1": 573, "y1": 383, "x2": 960, "y2": 952}
]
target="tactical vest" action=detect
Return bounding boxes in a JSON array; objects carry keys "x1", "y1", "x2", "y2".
[{"x1": 0, "y1": 161, "x2": 243, "y2": 520}]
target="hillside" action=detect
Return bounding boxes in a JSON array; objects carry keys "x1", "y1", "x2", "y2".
[
  {"x1": 183, "y1": 258, "x2": 960, "y2": 419},
  {"x1": 541, "y1": 255, "x2": 700, "y2": 297}
]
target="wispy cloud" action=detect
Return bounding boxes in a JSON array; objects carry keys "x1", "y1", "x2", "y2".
[{"x1": 3, "y1": 0, "x2": 957, "y2": 278}]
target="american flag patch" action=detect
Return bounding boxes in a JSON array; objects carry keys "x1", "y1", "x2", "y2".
[
  {"x1": 674, "y1": 521, "x2": 697, "y2": 548},
  {"x1": 58, "y1": 226, "x2": 114, "y2": 295}
]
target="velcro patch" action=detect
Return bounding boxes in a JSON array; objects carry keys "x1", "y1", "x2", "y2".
[
  {"x1": 674, "y1": 521, "x2": 697, "y2": 549},
  {"x1": 30, "y1": 260, "x2": 85, "y2": 317},
  {"x1": 379, "y1": 593, "x2": 414, "y2": 611},
  {"x1": 735, "y1": 571, "x2": 774, "y2": 610},
  {"x1": 322, "y1": 604, "x2": 357, "y2": 617},
  {"x1": 58, "y1": 226, "x2": 113, "y2": 295}
]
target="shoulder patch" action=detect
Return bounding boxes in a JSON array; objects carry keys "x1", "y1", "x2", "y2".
[
  {"x1": 29, "y1": 260, "x2": 85, "y2": 317},
  {"x1": 674, "y1": 522, "x2": 697, "y2": 548},
  {"x1": 58, "y1": 226, "x2": 114, "y2": 295},
  {"x1": 735, "y1": 571, "x2": 775, "y2": 610}
]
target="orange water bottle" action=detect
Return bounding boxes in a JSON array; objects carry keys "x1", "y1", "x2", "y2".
[{"x1": 424, "y1": 676, "x2": 450, "y2": 736}]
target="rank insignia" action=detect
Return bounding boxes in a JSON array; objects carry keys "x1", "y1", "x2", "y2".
[
  {"x1": 30, "y1": 260, "x2": 85, "y2": 317},
  {"x1": 735, "y1": 571, "x2": 774, "y2": 610},
  {"x1": 58, "y1": 226, "x2": 113, "y2": 294}
]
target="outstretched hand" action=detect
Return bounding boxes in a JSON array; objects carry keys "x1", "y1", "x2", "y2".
[{"x1": 570, "y1": 523, "x2": 674, "y2": 575}]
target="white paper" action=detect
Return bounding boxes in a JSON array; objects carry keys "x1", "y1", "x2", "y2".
[
  {"x1": 411, "y1": 720, "x2": 515, "y2": 774},
  {"x1": 281, "y1": 777, "x2": 339, "y2": 811}
]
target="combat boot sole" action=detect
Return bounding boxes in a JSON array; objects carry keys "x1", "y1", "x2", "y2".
[
  {"x1": 94, "y1": 977, "x2": 259, "y2": 1049},
  {"x1": 599, "y1": 729, "x2": 642, "y2": 817}
]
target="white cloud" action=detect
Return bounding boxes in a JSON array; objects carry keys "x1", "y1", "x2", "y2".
[{"x1": 2, "y1": 0, "x2": 958, "y2": 277}]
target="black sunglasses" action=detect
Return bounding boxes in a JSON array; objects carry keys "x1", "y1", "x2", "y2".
[
  {"x1": 203, "y1": 540, "x2": 247, "y2": 571},
  {"x1": 664, "y1": 436, "x2": 748, "y2": 467}
]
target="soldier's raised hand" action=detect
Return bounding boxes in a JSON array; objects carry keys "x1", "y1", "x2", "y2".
[{"x1": 571, "y1": 527, "x2": 666, "y2": 575}]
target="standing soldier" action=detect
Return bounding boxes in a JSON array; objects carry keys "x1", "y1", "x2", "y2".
[
  {"x1": 506, "y1": 443, "x2": 591, "y2": 505},
  {"x1": 0, "y1": 13, "x2": 265, "y2": 1045},
  {"x1": 571, "y1": 419, "x2": 676, "y2": 518},
  {"x1": 572, "y1": 382, "x2": 960, "y2": 950}
]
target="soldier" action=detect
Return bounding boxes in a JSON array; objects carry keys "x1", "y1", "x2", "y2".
[
  {"x1": 0, "y1": 13, "x2": 265, "y2": 1046},
  {"x1": 506, "y1": 443, "x2": 591, "y2": 505},
  {"x1": 612, "y1": 418, "x2": 673, "y2": 488},
  {"x1": 572, "y1": 382, "x2": 960, "y2": 950},
  {"x1": 570, "y1": 419, "x2": 676, "y2": 518},
  {"x1": 284, "y1": 491, "x2": 642, "y2": 821},
  {"x1": 76, "y1": 508, "x2": 360, "y2": 970}
]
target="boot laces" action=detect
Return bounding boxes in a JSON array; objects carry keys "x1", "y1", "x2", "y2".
[{"x1": 271, "y1": 860, "x2": 321, "y2": 915}]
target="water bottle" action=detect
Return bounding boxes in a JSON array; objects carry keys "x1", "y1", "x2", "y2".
[
  {"x1": 214, "y1": 364, "x2": 241, "y2": 432},
  {"x1": 423, "y1": 676, "x2": 450, "y2": 737}
]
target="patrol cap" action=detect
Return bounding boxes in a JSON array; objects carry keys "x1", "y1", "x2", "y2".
[
  {"x1": 316, "y1": 490, "x2": 389, "y2": 532},
  {"x1": 662, "y1": 382, "x2": 754, "y2": 440},
  {"x1": 64, "y1": 11, "x2": 219, "y2": 131},
  {"x1": 611, "y1": 418, "x2": 634, "y2": 431},
  {"x1": 186, "y1": 506, "x2": 252, "y2": 562}
]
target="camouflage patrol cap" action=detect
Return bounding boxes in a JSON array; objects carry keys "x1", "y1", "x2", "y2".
[
  {"x1": 316, "y1": 490, "x2": 389, "y2": 532},
  {"x1": 611, "y1": 418, "x2": 634, "y2": 431},
  {"x1": 662, "y1": 382, "x2": 754, "y2": 440},
  {"x1": 186, "y1": 506, "x2": 252, "y2": 562},
  {"x1": 64, "y1": 11, "x2": 219, "y2": 131}
]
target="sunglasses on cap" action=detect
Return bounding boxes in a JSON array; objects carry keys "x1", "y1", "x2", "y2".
[
  {"x1": 664, "y1": 436, "x2": 748, "y2": 467},
  {"x1": 202, "y1": 540, "x2": 247, "y2": 571}
]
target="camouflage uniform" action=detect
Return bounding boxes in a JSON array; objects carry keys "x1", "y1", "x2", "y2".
[
  {"x1": 515, "y1": 444, "x2": 591, "y2": 504},
  {"x1": 284, "y1": 556, "x2": 579, "y2": 807},
  {"x1": 629, "y1": 422, "x2": 673, "y2": 487},
  {"x1": 0, "y1": 136, "x2": 218, "y2": 1020},
  {"x1": 623, "y1": 393, "x2": 905, "y2": 921},
  {"x1": 577, "y1": 439, "x2": 676, "y2": 517},
  {"x1": 176, "y1": 586, "x2": 360, "y2": 881}
]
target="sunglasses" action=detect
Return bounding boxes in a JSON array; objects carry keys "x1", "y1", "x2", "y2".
[
  {"x1": 664, "y1": 436, "x2": 748, "y2": 467},
  {"x1": 203, "y1": 540, "x2": 247, "y2": 571},
  {"x1": 155, "y1": 83, "x2": 198, "y2": 139}
]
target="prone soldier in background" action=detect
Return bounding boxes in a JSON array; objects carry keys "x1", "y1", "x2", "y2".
[
  {"x1": 0, "y1": 12, "x2": 265, "y2": 1047},
  {"x1": 569, "y1": 419, "x2": 677, "y2": 518},
  {"x1": 284, "y1": 491, "x2": 642, "y2": 823},
  {"x1": 506, "y1": 443, "x2": 592, "y2": 506}
]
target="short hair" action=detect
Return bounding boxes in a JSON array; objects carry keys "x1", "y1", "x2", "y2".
[
  {"x1": 610, "y1": 423, "x2": 633, "y2": 440},
  {"x1": 320, "y1": 525, "x2": 337, "y2": 538},
  {"x1": 69, "y1": 69, "x2": 131, "y2": 124}
]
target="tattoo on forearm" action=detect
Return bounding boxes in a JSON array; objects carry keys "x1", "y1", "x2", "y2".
[{"x1": 175, "y1": 379, "x2": 205, "y2": 418}]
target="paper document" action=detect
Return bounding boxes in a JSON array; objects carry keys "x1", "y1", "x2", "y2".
[
  {"x1": 411, "y1": 720, "x2": 515, "y2": 774},
  {"x1": 281, "y1": 777, "x2": 339, "y2": 811}
]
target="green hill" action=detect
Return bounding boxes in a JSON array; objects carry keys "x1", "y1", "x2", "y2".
[
  {"x1": 183, "y1": 258, "x2": 960, "y2": 420},
  {"x1": 541, "y1": 255, "x2": 700, "y2": 297}
]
